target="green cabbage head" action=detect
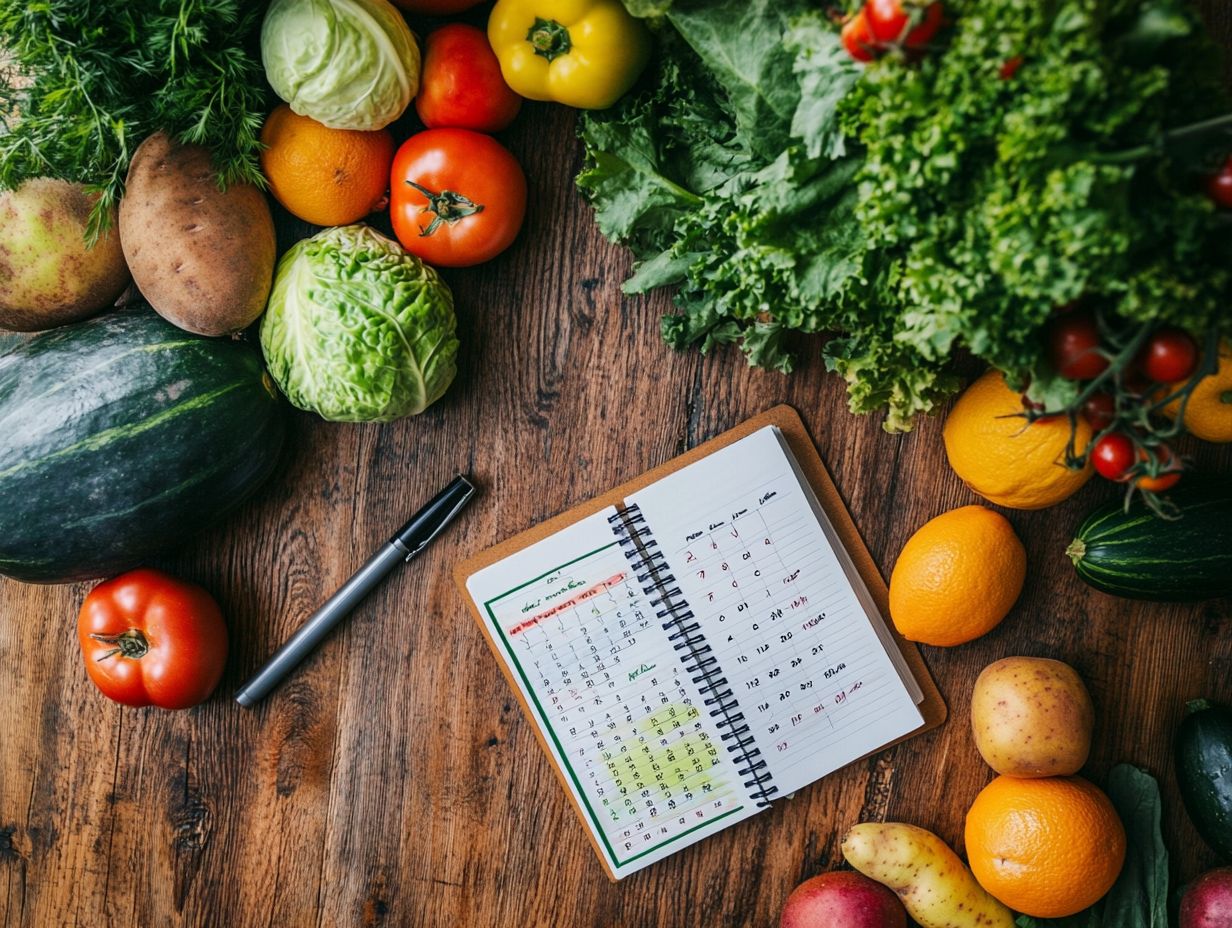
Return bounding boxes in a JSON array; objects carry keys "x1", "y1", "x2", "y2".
[
  {"x1": 261, "y1": 0, "x2": 419, "y2": 131},
  {"x1": 260, "y1": 225, "x2": 459, "y2": 422}
]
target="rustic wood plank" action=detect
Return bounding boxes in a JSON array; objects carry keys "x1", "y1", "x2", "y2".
[{"x1": 2, "y1": 5, "x2": 1232, "y2": 925}]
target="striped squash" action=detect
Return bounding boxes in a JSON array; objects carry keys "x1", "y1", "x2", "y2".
[
  {"x1": 0, "y1": 306, "x2": 286, "y2": 584},
  {"x1": 1066, "y1": 479, "x2": 1232, "y2": 602}
]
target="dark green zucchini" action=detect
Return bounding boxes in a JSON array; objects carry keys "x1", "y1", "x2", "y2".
[
  {"x1": 1176, "y1": 699, "x2": 1232, "y2": 861},
  {"x1": 0, "y1": 306, "x2": 287, "y2": 583},
  {"x1": 1065, "y1": 479, "x2": 1232, "y2": 602}
]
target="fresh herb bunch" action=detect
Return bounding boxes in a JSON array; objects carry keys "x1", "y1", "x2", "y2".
[
  {"x1": 0, "y1": 0, "x2": 268, "y2": 242},
  {"x1": 583, "y1": 0, "x2": 1232, "y2": 431}
]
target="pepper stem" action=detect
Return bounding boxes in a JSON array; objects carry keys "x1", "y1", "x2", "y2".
[
  {"x1": 527, "y1": 17, "x2": 572, "y2": 62},
  {"x1": 406, "y1": 180, "x2": 485, "y2": 237},
  {"x1": 90, "y1": 628, "x2": 149, "y2": 661}
]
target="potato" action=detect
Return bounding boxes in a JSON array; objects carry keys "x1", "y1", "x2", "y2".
[
  {"x1": 971, "y1": 656, "x2": 1094, "y2": 777},
  {"x1": 119, "y1": 132, "x2": 276, "y2": 336},
  {"x1": 0, "y1": 178, "x2": 129, "y2": 331},
  {"x1": 842, "y1": 823, "x2": 1014, "y2": 928}
]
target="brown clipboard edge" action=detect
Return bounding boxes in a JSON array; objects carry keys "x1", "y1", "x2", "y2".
[{"x1": 452, "y1": 404, "x2": 948, "y2": 882}]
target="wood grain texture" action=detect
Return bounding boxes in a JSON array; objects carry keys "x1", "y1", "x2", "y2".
[{"x1": 3, "y1": 7, "x2": 1232, "y2": 925}]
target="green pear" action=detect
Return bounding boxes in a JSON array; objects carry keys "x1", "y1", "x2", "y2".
[{"x1": 0, "y1": 178, "x2": 130, "y2": 331}]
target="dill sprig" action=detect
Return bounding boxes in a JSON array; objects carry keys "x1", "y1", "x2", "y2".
[{"x1": 0, "y1": 0, "x2": 268, "y2": 243}]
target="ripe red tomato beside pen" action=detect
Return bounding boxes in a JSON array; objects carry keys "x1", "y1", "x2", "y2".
[
  {"x1": 77, "y1": 568, "x2": 228, "y2": 710},
  {"x1": 416, "y1": 24, "x2": 522, "y2": 133},
  {"x1": 390, "y1": 128, "x2": 527, "y2": 268}
]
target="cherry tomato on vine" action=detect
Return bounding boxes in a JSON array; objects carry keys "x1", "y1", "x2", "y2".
[
  {"x1": 1207, "y1": 155, "x2": 1232, "y2": 209},
  {"x1": 1091, "y1": 433, "x2": 1136, "y2": 481},
  {"x1": 865, "y1": 0, "x2": 944, "y2": 48},
  {"x1": 1133, "y1": 444, "x2": 1182, "y2": 492},
  {"x1": 1137, "y1": 326, "x2": 1199, "y2": 384},
  {"x1": 842, "y1": 10, "x2": 878, "y2": 63},
  {"x1": 1048, "y1": 311, "x2": 1109, "y2": 380},
  {"x1": 416, "y1": 24, "x2": 522, "y2": 134},
  {"x1": 1081, "y1": 392, "x2": 1117, "y2": 431},
  {"x1": 999, "y1": 56, "x2": 1023, "y2": 80},
  {"x1": 390, "y1": 128, "x2": 527, "y2": 268},
  {"x1": 77, "y1": 568, "x2": 228, "y2": 710}
]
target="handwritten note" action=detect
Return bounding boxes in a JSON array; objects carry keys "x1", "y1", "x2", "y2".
[
  {"x1": 466, "y1": 507, "x2": 755, "y2": 879},
  {"x1": 627, "y1": 427, "x2": 923, "y2": 795}
]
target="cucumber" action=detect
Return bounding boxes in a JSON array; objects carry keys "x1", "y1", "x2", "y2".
[
  {"x1": 1176, "y1": 699, "x2": 1232, "y2": 861},
  {"x1": 1065, "y1": 479, "x2": 1232, "y2": 602},
  {"x1": 0, "y1": 306, "x2": 287, "y2": 584}
]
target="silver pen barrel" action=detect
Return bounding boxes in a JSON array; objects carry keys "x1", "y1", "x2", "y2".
[{"x1": 234, "y1": 541, "x2": 409, "y2": 707}]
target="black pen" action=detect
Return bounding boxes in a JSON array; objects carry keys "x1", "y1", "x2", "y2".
[{"x1": 235, "y1": 474, "x2": 477, "y2": 707}]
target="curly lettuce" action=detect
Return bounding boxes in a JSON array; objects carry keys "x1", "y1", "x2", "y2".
[{"x1": 583, "y1": 0, "x2": 1232, "y2": 430}]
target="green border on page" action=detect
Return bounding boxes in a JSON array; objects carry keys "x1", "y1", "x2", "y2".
[{"x1": 482, "y1": 541, "x2": 745, "y2": 871}]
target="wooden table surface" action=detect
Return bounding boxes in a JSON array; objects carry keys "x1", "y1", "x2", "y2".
[{"x1": 4, "y1": 8, "x2": 1232, "y2": 926}]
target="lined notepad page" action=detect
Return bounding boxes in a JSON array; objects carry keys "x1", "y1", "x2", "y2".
[
  {"x1": 465, "y1": 507, "x2": 760, "y2": 879},
  {"x1": 627, "y1": 427, "x2": 924, "y2": 796}
]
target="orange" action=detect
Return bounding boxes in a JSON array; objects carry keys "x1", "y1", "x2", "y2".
[
  {"x1": 888, "y1": 505, "x2": 1025, "y2": 647},
  {"x1": 943, "y1": 369, "x2": 1093, "y2": 509},
  {"x1": 964, "y1": 775, "x2": 1126, "y2": 918},
  {"x1": 260, "y1": 104, "x2": 394, "y2": 227},
  {"x1": 1161, "y1": 340, "x2": 1232, "y2": 443}
]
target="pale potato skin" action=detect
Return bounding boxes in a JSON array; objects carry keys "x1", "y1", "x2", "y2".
[
  {"x1": 842, "y1": 822, "x2": 1014, "y2": 928},
  {"x1": 119, "y1": 132, "x2": 276, "y2": 336},
  {"x1": 971, "y1": 656, "x2": 1094, "y2": 777},
  {"x1": 0, "y1": 178, "x2": 129, "y2": 331}
]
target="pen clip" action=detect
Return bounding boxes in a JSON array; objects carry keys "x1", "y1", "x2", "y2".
[{"x1": 394, "y1": 475, "x2": 477, "y2": 562}]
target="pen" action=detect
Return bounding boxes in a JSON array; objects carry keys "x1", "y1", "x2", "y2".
[{"x1": 235, "y1": 474, "x2": 477, "y2": 707}]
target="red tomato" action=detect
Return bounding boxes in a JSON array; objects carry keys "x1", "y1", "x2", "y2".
[
  {"x1": 390, "y1": 128, "x2": 527, "y2": 268},
  {"x1": 1207, "y1": 155, "x2": 1232, "y2": 208},
  {"x1": 1048, "y1": 311, "x2": 1109, "y2": 380},
  {"x1": 1081, "y1": 392, "x2": 1116, "y2": 431},
  {"x1": 1137, "y1": 326, "x2": 1199, "y2": 383},
  {"x1": 1091, "y1": 432, "x2": 1135, "y2": 481},
  {"x1": 842, "y1": 10, "x2": 878, "y2": 63},
  {"x1": 865, "y1": 0, "x2": 944, "y2": 48},
  {"x1": 416, "y1": 24, "x2": 522, "y2": 133},
  {"x1": 1134, "y1": 444, "x2": 1182, "y2": 493},
  {"x1": 77, "y1": 568, "x2": 228, "y2": 710},
  {"x1": 389, "y1": 0, "x2": 482, "y2": 13}
]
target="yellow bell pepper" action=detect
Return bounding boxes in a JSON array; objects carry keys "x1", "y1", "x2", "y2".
[{"x1": 488, "y1": 0, "x2": 651, "y2": 110}]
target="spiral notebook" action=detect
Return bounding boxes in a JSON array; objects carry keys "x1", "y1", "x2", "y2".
[{"x1": 456, "y1": 406, "x2": 945, "y2": 880}]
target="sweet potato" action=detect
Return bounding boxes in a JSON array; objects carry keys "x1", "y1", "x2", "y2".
[
  {"x1": 119, "y1": 132, "x2": 275, "y2": 336},
  {"x1": 842, "y1": 822, "x2": 1014, "y2": 928}
]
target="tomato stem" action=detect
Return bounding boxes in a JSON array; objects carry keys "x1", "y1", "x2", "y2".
[
  {"x1": 406, "y1": 180, "x2": 485, "y2": 237},
  {"x1": 90, "y1": 628, "x2": 149, "y2": 661},
  {"x1": 527, "y1": 17, "x2": 571, "y2": 63}
]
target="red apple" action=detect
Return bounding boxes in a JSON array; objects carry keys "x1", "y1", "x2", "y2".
[
  {"x1": 1181, "y1": 868, "x2": 1232, "y2": 928},
  {"x1": 779, "y1": 872, "x2": 906, "y2": 928}
]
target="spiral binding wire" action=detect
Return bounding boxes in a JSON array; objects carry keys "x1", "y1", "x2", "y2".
[{"x1": 609, "y1": 505, "x2": 779, "y2": 806}]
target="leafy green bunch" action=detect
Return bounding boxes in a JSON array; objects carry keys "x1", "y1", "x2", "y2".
[
  {"x1": 842, "y1": 0, "x2": 1232, "y2": 414},
  {"x1": 0, "y1": 0, "x2": 268, "y2": 241},
  {"x1": 582, "y1": 0, "x2": 1232, "y2": 430}
]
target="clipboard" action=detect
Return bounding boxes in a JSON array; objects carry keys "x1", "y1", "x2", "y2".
[{"x1": 455, "y1": 404, "x2": 947, "y2": 879}]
